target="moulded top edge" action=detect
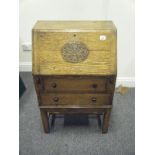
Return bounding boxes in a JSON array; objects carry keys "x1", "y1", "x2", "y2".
[
  {"x1": 32, "y1": 29, "x2": 116, "y2": 33},
  {"x1": 32, "y1": 20, "x2": 117, "y2": 31}
]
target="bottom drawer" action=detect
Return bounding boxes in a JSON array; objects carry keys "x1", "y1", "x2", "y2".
[{"x1": 40, "y1": 93, "x2": 111, "y2": 106}]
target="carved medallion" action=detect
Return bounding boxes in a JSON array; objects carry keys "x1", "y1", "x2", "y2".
[{"x1": 61, "y1": 42, "x2": 89, "y2": 63}]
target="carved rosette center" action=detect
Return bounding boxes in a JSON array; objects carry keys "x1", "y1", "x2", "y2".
[{"x1": 61, "y1": 42, "x2": 89, "y2": 63}]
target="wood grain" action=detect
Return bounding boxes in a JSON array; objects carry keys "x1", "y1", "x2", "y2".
[
  {"x1": 40, "y1": 109, "x2": 49, "y2": 133},
  {"x1": 32, "y1": 21, "x2": 117, "y2": 133},
  {"x1": 38, "y1": 32, "x2": 111, "y2": 51},
  {"x1": 43, "y1": 76, "x2": 107, "y2": 93},
  {"x1": 39, "y1": 106, "x2": 112, "y2": 114},
  {"x1": 32, "y1": 21, "x2": 117, "y2": 31},
  {"x1": 102, "y1": 108, "x2": 112, "y2": 133},
  {"x1": 32, "y1": 21, "x2": 117, "y2": 75},
  {"x1": 40, "y1": 93, "x2": 111, "y2": 106}
]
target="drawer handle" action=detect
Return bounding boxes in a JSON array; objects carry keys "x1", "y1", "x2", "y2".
[
  {"x1": 53, "y1": 97, "x2": 59, "y2": 102},
  {"x1": 51, "y1": 83, "x2": 57, "y2": 88},
  {"x1": 92, "y1": 84, "x2": 98, "y2": 88},
  {"x1": 91, "y1": 97, "x2": 97, "y2": 102}
]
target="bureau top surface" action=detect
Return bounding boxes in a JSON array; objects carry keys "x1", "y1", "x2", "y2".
[{"x1": 33, "y1": 21, "x2": 116, "y2": 32}]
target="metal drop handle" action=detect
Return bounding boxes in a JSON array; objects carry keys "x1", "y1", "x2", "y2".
[
  {"x1": 91, "y1": 97, "x2": 97, "y2": 102},
  {"x1": 53, "y1": 97, "x2": 59, "y2": 102},
  {"x1": 92, "y1": 84, "x2": 98, "y2": 88},
  {"x1": 51, "y1": 83, "x2": 57, "y2": 88}
]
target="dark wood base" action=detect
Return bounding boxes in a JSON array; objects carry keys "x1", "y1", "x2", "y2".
[
  {"x1": 40, "y1": 107, "x2": 112, "y2": 134},
  {"x1": 102, "y1": 108, "x2": 112, "y2": 133},
  {"x1": 40, "y1": 109, "x2": 50, "y2": 133}
]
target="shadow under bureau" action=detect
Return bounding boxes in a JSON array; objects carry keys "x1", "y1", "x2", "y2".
[{"x1": 32, "y1": 21, "x2": 117, "y2": 133}]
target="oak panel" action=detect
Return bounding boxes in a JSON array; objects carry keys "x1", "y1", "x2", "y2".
[
  {"x1": 40, "y1": 93, "x2": 111, "y2": 106},
  {"x1": 43, "y1": 76, "x2": 108, "y2": 93},
  {"x1": 38, "y1": 32, "x2": 112, "y2": 51},
  {"x1": 32, "y1": 22, "x2": 117, "y2": 75}
]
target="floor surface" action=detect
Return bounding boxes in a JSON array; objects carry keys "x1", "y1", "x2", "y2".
[{"x1": 19, "y1": 72, "x2": 135, "y2": 155}]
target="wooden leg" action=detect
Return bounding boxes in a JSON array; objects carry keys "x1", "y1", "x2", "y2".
[
  {"x1": 40, "y1": 109, "x2": 50, "y2": 133},
  {"x1": 102, "y1": 108, "x2": 112, "y2": 133},
  {"x1": 97, "y1": 114, "x2": 101, "y2": 128},
  {"x1": 51, "y1": 114, "x2": 56, "y2": 127}
]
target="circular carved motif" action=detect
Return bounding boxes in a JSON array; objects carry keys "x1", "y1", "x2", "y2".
[{"x1": 61, "y1": 42, "x2": 89, "y2": 63}]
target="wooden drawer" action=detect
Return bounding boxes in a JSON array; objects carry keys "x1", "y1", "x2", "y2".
[
  {"x1": 40, "y1": 93, "x2": 111, "y2": 106},
  {"x1": 43, "y1": 77, "x2": 107, "y2": 93}
]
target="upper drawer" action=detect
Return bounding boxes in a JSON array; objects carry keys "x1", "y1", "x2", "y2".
[
  {"x1": 43, "y1": 77, "x2": 107, "y2": 93},
  {"x1": 37, "y1": 32, "x2": 113, "y2": 51}
]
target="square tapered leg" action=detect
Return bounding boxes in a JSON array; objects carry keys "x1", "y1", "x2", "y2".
[
  {"x1": 102, "y1": 108, "x2": 112, "y2": 133},
  {"x1": 40, "y1": 109, "x2": 50, "y2": 133}
]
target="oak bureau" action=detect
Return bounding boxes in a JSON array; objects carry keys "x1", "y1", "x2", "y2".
[{"x1": 32, "y1": 21, "x2": 117, "y2": 133}]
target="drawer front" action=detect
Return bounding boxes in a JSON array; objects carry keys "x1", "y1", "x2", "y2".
[
  {"x1": 43, "y1": 77, "x2": 107, "y2": 93},
  {"x1": 40, "y1": 93, "x2": 111, "y2": 106}
]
